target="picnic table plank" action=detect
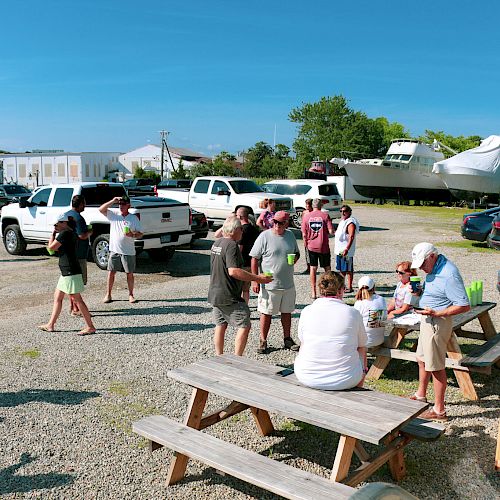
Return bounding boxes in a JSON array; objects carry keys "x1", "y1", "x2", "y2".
[
  {"x1": 168, "y1": 358, "x2": 427, "y2": 445},
  {"x1": 216, "y1": 354, "x2": 425, "y2": 412},
  {"x1": 460, "y1": 335, "x2": 500, "y2": 367},
  {"x1": 133, "y1": 416, "x2": 355, "y2": 500},
  {"x1": 191, "y1": 360, "x2": 421, "y2": 430}
]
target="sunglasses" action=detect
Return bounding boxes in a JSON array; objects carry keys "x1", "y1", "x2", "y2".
[
  {"x1": 273, "y1": 220, "x2": 286, "y2": 226},
  {"x1": 395, "y1": 270, "x2": 407, "y2": 275}
]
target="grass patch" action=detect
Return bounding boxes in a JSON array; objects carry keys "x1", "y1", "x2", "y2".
[
  {"x1": 351, "y1": 203, "x2": 474, "y2": 221},
  {"x1": 108, "y1": 382, "x2": 131, "y2": 396},
  {"x1": 99, "y1": 400, "x2": 159, "y2": 436},
  {"x1": 435, "y1": 240, "x2": 494, "y2": 252},
  {"x1": 20, "y1": 348, "x2": 40, "y2": 359},
  {"x1": 279, "y1": 419, "x2": 300, "y2": 432}
]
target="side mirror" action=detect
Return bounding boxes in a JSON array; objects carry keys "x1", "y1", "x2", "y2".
[{"x1": 18, "y1": 197, "x2": 28, "y2": 208}]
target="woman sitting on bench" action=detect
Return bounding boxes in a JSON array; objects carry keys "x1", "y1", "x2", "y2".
[{"x1": 294, "y1": 271, "x2": 368, "y2": 390}]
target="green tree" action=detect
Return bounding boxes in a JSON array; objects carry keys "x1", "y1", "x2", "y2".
[
  {"x1": 417, "y1": 130, "x2": 482, "y2": 157},
  {"x1": 244, "y1": 141, "x2": 274, "y2": 176},
  {"x1": 375, "y1": 117, "x2": 411, "y2": 150},
  {"x1": 134, "y1": 167, "x2": 160, "y2": 183},
  {"x1": 171, "y1": 159, "x2": 189, "y2": 179},
  {"x1": 274, "y1": 143, "x2": 290, "y2": 159}
]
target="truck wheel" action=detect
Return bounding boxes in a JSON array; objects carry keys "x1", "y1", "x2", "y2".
[
  {"x1": 148, "y1": 247, "x2": 175, "y2": 263},
  {"x1": 92, "y1": 234, "x2": 110, "y2": 270},
  {"x1": 3, "y1": 224, "x2": 27, "y2": 255}
]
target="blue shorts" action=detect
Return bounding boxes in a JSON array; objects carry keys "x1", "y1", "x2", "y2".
[{"x1": 336, "y1": 255, "x2": 354, "y2": 272}]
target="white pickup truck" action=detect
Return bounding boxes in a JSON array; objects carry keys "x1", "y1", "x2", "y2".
[
  {"x1": 1, "y1": 182, "x2": 193, "y2": 269},
  {"x1": 157, "y1": 176, "x2": 294, "y2": 225}
]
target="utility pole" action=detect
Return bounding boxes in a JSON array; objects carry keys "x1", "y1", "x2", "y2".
[{"x1": 159, "y1": 130, "x2": 176, "y2": 179}]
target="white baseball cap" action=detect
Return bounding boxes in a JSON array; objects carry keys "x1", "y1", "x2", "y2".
[
  {"x1": 358, "y1": 276, "x2": 375, "y2": 290},
  {"x1": 53, "y1": 213, "x2": 69, "y2": 224},
  {"x1": 411, "y1": 242, "x2": 438, "y2": 268}
]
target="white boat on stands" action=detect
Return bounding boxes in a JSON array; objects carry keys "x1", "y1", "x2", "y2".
[
  {"x1": 342, "y1": 139, "x2": 451, "y2": 201},
  {"x1": 432, "y1": 135, "x2": 500, "y2": 203}
]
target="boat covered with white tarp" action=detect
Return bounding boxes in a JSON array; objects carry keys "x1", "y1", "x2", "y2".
[{"x1": 432, "y1": 135, "x2": 500, "y2": 202}]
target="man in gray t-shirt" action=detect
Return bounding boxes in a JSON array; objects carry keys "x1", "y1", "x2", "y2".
[
  {"x1": 208, "y1": 216, "x2": 271, "y2": 356},
  {"x1": 250, "y1": 211, "x2": 300, "y2": 354}
]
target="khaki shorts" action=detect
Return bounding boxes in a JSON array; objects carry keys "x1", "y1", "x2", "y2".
[
  {"x1": 416, "y1": 316, "x2": 453, "y2": 371},
  {"x1": 78, "y1": 259, "x2": 88, "y2": 285},
  {"x1": 257, "y1": 287, "x2": 296, "y2": 315},
  {"x1": 212, "y1": 302, "x2": 251, "y2": 328},
  {"x1": 107, "y1": 252, "x2": 136, "y2": 273}
]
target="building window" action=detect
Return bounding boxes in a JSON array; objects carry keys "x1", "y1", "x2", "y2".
[
  {"x1": 70, "y1": 163, "x2": 78, "y2": 177},
  {"x1": 18, "y1": 164, "x2": 27, "y2": 177},
  {"x1": 93, "y1": 165, "x2": 97, "y2": 177},
  {"x1": 85, "y1": 163, "x2": 90, "y2": 177},
  {"x1": 57, "y1": 163, "x2": 65, "y2": 177},
  {"x1": 44, "y1": 164, "x2": 52, "y2": 177}
]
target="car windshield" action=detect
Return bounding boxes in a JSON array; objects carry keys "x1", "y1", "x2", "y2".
[
  {"x1": 4, "y1": 185, "x2": 31, "y2": 194},
  {"x1": 229, "y1": 180, "x2": 263, "y2": 194}
]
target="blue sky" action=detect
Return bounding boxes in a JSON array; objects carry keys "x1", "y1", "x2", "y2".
[{"x1": 1, "y1": 0, "x2": 499, "y2": 156}]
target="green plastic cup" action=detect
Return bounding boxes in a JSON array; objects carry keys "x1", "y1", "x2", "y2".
[
  {"x1": 287, "y1": 253, "x2": 295, "y2": 265},
  {"x1": 123, "y1": 225, "x2": 130, "y2": 234},
  {"x1": 465, "y1": 286, "x2": 472, "y2": 304},
  {"x1": 47, "y1": 246, "x2": 55, "y2": 256},
  {"x1": 87, "y1": 224, "x2": 92, "y2": 231},
  {"x1": 409, "y1": 276, "x2": 422, "y2": 293},
  {"x1": 263, "y1": 271, "x2": 273, "y2": 277},
  {"x1": 470, "y1": 282, "x2": 478, "y2": 307},
  {"x1": 476, "y1": 280, "x2": 483, "y2": 305}
]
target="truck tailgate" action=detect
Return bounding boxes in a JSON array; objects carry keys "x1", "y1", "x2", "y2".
[{"x1": 130, "y1": 198, "x2": 190, "y2": 234}]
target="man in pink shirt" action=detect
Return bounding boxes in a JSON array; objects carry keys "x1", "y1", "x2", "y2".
[{"x1": 301, "y1": 198, "x2": 334, "y2": 298}]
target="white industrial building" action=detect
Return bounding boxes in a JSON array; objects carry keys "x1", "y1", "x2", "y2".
[
  {"x1": 119, "y1": 144, "x2": 207, "y2": 178},
  {"x1": 0, "y1": 151, "x2": 124, "y2": 189}
]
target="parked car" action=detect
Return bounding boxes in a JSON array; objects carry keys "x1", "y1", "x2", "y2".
[
  {"x1": 1, "y1": 183, "x2": 192, "y2": 269},
  {"x1": 157, "y1": 179, "x2": 192, "y2": 190},
  {"x1": 159, "y1": 176, "x2": 294, "y2": 226},
  {"x1": 486, "y1": 213, "x2": 500, "y2": 250},
  {"x1": 190, "y1": 209, "x2": 209, "y2": 244},
  {"x1": 461, "y1": 206, "x2": 500, "y2": 241},
  {"x1": 0, "y1": 184, "x2": 32, "y2": 209},
  {"x1": 262, "y1": 179, "x2": 342, "y2": 224},
  {"x1": 123, "y1": 178, "x2": 156, "y2": 197}
]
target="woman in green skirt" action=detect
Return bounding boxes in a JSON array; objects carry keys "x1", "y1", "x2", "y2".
[{"x1": 39, "y1": 214, "x2": 96, "y2": 335}]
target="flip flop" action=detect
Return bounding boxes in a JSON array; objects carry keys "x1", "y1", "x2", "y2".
[
  {"x1": 103, "y1": 297, "x2": 113, "y2": 304},
  {"x1": 38, "y1": 325, "x2": 55, "y2": 332},
  {"x1": 78, "y1": 328, "x2": 96, "y2": 336}
]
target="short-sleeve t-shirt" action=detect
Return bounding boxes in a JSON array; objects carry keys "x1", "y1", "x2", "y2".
[
  {"x1": 208, "y1": 238, "x2": 245, "y2": 306},
  {"x1": 238, "y1": 222, "x2": 260, "y2": 267},
  {"x1": 65, "y1": 209, "x2": 89, "y2": 259},
  {"x1": 353, "y1": 294, "x2": 387, "y2": 347},
  {"x1": 56, "y1": 229, "x2": 82, "y2": 276},
  {"x1": 106, "y1": 209, "x2": 142, "y2": 255},
  {"x1": 294, "y1": 298, "x2": 367, "y2": 390},
  {"x1": 420, "y1": 254, "x2": 469, "y2": 310},
  {"x1": 301, "y1": 210, "x2": 333, "y2": 254},
  {"x1": 393, "y1": 281, "x2": 415, "y2": 309},
  {"x1": 249, "y1": 229, "x2": 299, "y2": 290}
]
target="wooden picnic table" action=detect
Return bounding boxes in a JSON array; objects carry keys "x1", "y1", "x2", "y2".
[
  {"x1": 367, "y1": 302, "x2": 499, "y2": 401},
  {"x1": 137, "y1": 354, "x2": 445, "y2": 494}
]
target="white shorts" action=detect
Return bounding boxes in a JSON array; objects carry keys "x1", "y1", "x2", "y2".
[{"x1": 257, "y1": 287, "x2": 296, "y2": 315}]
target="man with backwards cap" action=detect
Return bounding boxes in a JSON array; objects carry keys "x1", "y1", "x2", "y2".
[{"x1": 410, "y1": 242, "x2": 469, "y2": 421}]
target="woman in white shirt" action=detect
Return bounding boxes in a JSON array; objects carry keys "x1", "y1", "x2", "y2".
[
  {"x1": 387, "y1": 261, "x2": 418, "y2": 319},
  {"x1": 353, "y1": 276, "x2": 386, "y2": 347},
  {"x1": 294, "y1": 271, "x2": 368, "y2": 390}
]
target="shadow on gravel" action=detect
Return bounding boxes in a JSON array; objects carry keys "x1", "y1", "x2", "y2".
[
  {"x1": 0, "y1": 389, "x2": 100, "y2": 408},
  {"x1": 104, "y1": 323, "x2": 213, "y2": 335},
  {"x1": 359, "y1": 225, "x2": 389, "y2": 232},
  {"x1": 94, "y1": 305, "x2": 211, "y2": 317},
  {"x1": 0, "y1": 453, "x2": 74, "y2": 494}
]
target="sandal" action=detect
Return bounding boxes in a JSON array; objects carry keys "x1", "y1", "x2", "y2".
[
  {"x1": 103, "y1": 296, "x2": 113, "y2": 304},
  {"x1": 38, "y1": 324, "x2": 55, "y2": 332},
  {"x1": 78, "y1": 328, "x2": 96, "y2": 336},
  {"x1": 420, "y1": 407, "x2": 448, "y2": 421},
  {"x1": 409, "y1": 393, "x2": 428, "y2": 403}
]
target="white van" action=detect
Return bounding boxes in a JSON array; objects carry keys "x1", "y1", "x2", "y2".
[{"x1": 262, "y1": 179, "x2": 342, "y2": 223}]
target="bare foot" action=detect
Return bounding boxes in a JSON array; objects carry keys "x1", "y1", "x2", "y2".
[
  {"x1": 129, "y1": 295, "x2": 137, "y2": 304},
  {"x1": 38, "y1": 324, "x2": 55, "y2": 332},
  {"x1": 103, "y1": 296, "x2": 112, "y2": 304},
  {"x1": 78, "y1": 328, "x2": 96, "y2": 336}
]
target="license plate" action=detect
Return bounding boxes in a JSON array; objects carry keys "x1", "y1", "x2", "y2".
[{"x1": 160, "y1": 234, "x2": 171, "y2": 243}]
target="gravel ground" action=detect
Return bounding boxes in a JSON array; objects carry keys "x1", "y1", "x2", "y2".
[{"x1": 0, "y1": 205, "x2": 498, "y2": 499}]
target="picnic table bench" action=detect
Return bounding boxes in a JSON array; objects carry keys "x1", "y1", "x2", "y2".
[
  {"x1": 367, "y1": 302, "x2": 499, "y2": 401},
  {"x1": 133, "y1": 354, "x2": 444, "y2": 498}
]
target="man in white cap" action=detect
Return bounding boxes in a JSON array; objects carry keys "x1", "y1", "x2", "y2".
[
  {"x1": 250, "y1": 211, "x2": 300, "y2": 354},
  {"x1": 410, "y1": 242, "x2": 470, "y2": 421}
]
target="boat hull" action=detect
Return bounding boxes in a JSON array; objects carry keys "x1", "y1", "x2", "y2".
[
  {"x1": 344, "y1": 162, "x2": 451, "y2": 201},
  {"x1": 439, "y1": 172, "x2": 500, "y2": 202}
]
